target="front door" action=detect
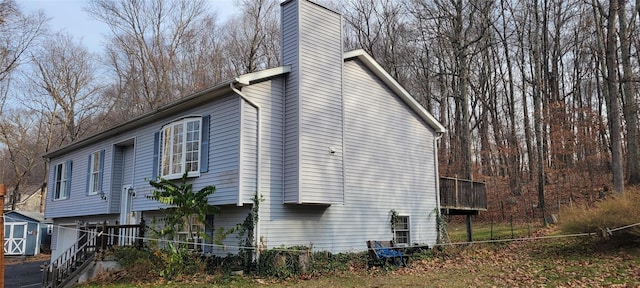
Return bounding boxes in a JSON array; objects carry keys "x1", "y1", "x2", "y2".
[
  {"x1": 119, "y1": 185, "x2": 137, "y2": 246},
  {"x1": 115, "y1": 140, "x2": 135, "y2": 226},
  {"x1": 120, "y1": 185, "x2": 135, "y2": 225},
  {"x1": 4, "y1": 222, "x2": 27, "y2": 255}
]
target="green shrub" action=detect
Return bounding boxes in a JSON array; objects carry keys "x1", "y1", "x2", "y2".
[
  {"x1": 112, "y1": 246, "x2": 156, "y2": 268},
  {"x1": 204, "y1": 253, "x2": 244, "y2": 274},
  {"x1": 156, "y1": 243, "x2": 205, "y2": 279},
  {"x1": 559, "y1": 191, "x2": 640, "y2": 245}
]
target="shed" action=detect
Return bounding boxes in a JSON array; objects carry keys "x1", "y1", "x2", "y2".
[{"x1": 4, "y1": 211, "x2": 52, "y2": 256}]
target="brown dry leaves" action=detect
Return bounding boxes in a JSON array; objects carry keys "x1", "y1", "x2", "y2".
[{"x1": 393, "y1": 235, "x2": 640, "y2": 287}]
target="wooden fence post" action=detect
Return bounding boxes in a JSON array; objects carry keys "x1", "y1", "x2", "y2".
[
  {"x1": 137, "y1": 217, "x2": 146, "y2": 249},
  {"x1": 0, "y1": 183, "x2": 6, "y2": 288}
]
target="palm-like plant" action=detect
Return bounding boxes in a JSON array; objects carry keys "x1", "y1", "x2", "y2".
[{"x1": 147, "y1": 172, "x2": 219, "y2": 244}]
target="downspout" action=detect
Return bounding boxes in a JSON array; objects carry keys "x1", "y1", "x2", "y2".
[
  {"x1": 433, "y1": 131, "x2": 444, "y2": 244},
  {"x1": 229, "y1": 82, "x2": 261, "y2": 256}
]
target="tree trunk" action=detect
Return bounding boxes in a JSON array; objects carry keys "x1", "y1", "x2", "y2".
[
  {"x1": 531, "y1": 0, "x2": 547, "y2": 225},
  {"x1": 618, "y1": 0, "x2": 640, "y2": 185},
  {"x1": 605, "y1": 0, "x2": 625, "y2": 194}
]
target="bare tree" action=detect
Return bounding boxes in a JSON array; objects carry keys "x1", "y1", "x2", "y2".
[
  {"x1": 25, "y1": 33, "x2": 101, "y2": 145},
  {"x1": 618, "y1": 0, "x2": 640, "y2": 185},
  {"x1": 0, "y1": 0, "x2": 46, "y2": 81},
  {"x1": 408, "y1": 0, "x2": 493, "y2": 180},
  {"x1": 0, "y1": 0, "x2": 47, "y2": 103},
  {"x1": 223, "y1": 0, "x2": 280, "y2": 75},
  {"x1": 0, "y1": 109, "x2": 45, "y2": 210},
  {"x1": 604, "y1": 0, "x2": 624, "y2": 193},
  {"x1": 87, "y1": 0, "x2": 211, "y2": 113}
]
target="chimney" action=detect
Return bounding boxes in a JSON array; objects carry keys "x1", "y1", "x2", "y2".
[{"x1": 281, "y1": 0, "x2": 344, "y2": 204}]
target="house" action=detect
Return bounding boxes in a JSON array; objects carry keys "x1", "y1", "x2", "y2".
[
  {"x1": 43, "y1": 0, "x2": 446, "y2": 261},
  {"x1": 3, "y1": 211, "x2": 52, "y2": 256},
  {"x1": 3, "y1": 185, "x2": 46, "y2": 213}
]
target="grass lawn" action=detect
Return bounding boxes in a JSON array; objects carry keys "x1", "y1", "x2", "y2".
[
  {"x1": 80, "y1": 227, "x2": 640, "y2": 287},
  {"x1": 447, "y1": 221, "x2": 538, "y2": 243}
]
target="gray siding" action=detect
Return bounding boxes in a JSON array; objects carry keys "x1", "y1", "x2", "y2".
[
  {"x1": 45, "y1": 144, "x2": 113, "y2": 218},
  {"x1": 45, "y1": 93, "x2": 244, "y2": 219},
  {"x1": 282, "y1": 0, "x2": 344, "y2": 204},
  {"x1": 134, "y1": 94, "x2": 242, "y2": 209},
  {"x1": 209, "y1": 206, "x2": 251, "y2": 255},
  {"x1": 282, "y1": 0, "x2": 300, "y2": 203},
  {"x1": 207, "y1": 95, "x2": 242, "y2": 205},
  {"x1": 109, "y1": 147, "x2": 124, "y2": 213},
  {"x1": 240, "y1": 78, "x2": 285, "y2": 206},
  {"x1": 258, "y1": 58, "x2": 439, "y2": 252},
  {"x1": 241, "y1": 100, "x2": 258, "y2": 204}
]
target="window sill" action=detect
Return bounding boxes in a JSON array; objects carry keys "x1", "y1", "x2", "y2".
[{"x1": 161, "y1": 172, "x2": 200, "y2": 181}]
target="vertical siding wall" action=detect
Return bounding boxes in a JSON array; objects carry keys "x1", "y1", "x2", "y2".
[
  {"x1": 282, "y1": 0, "x2": 344, "y2": 204},
  {"x1": 340, "y1": 59, "x2": 439, "y2": 248},
  {"x1": 241, "y1": 101, "x2": 258, "y2": 204},
  {"x1": 282, "y1": 0, "x2": 300, "y2": 203},
  {"x1": 258, "y1": 58, "x2": 439, "y2": 252},
  {"x1": 109, "y1": 148, "x2": 124, "y2": 213}
]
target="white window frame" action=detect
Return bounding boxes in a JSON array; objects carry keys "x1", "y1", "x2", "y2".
[
  {"x1": 175, "y1": 221, "x2": 205, "y2": 251},
  {"x1": 394, "y1": 216, "x2": 410, "y2": 246},
  {"x1": 88, "y1": 151, "x2": 101, "y2": 195},
  {"x1": 160, "y1": 117, "x2": 202, "y2": 180},
  {"x1": 54, "y1": 162, "x2": 69, "y2": 200}
]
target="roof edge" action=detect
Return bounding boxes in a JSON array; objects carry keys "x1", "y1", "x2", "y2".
[
  {"x1": 344, "y1": 49, "x2": 447, "y2": 134},
  {"x1": 236, "y1": 65, "x2": 291, "y2": 86},
  {"x1": 44, "y1": 66, "x2": 291, "y2": 159}
]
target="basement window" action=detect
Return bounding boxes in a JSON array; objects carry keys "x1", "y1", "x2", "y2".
[{"x1": 394, "y1": 216, "x2": 410, "y2": 246}]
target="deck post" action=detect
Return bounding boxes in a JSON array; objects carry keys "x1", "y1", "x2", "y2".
[
  {"x1": 454, "y1": 176, "x2": 459, "y2": 207},
  {"x1": 466, "y1": 214, "x2": 472, "y2": 242}
]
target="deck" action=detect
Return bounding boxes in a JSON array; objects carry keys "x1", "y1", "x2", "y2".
[{"x1": 439, "y1": 177, "x2": 487, "y2": 215}]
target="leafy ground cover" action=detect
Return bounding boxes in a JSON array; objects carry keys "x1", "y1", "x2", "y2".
[{"x1": 80, "y1": 225, "x2": 640, "y2": 287}]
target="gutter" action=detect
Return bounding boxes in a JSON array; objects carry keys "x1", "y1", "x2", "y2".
[
  {"x1": 43, "y1": 65, "x2": 290, "y2": 160},
  {"x1": 43, "y1": 81, "x2": 235, "y2": 159}
]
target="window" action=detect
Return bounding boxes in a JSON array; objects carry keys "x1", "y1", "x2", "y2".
[
  {"x1": 176, "y1": 221, "x2": 205, "y2": 251},
  {"x1": 53, "y1": 160, "x2": 72, "y2": 200},
  {"x1": 394, "y1": 216, "x2": 410, "y2": 245},
  {"x1": 87, "y1": 150, "x2": 105, "y2": 195},
  {"x1": 160, "y1": 117, "x2": 202, "y2": 179}
]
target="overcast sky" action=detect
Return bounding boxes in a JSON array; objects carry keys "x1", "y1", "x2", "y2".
[{"x1": 18, "y1": 0, "x2": 241, "y2": 53}]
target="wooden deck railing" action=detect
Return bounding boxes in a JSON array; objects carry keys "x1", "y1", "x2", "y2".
[
  {"x1": 41, "y1": 231, "x2": 99, "y2": 288},
  {"x1": 42, "y1": 220, "x2": 146, "y2": 288},
  {"x1": 439, "y1": 177, "x2": 487, "y2": 211}
]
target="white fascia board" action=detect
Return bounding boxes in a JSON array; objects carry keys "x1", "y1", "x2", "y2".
[
  {"x1": 44, "y1": 66, "x2": 291, "y2": 159},
  {"x1": 344, "y1": 49, "x2": 447, "y2": 134},
  {"x1": 236, "y1": 65, "x2": 291, "y2": 86}
]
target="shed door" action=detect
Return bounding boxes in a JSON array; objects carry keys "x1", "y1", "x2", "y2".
[{"x1": 4, "y1": 222, "x2": 27, "y2": 255}]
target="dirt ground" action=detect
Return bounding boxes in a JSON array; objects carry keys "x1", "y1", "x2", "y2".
[{"x1": 4, "y1": 253, "x2": 50, "y2": 265}]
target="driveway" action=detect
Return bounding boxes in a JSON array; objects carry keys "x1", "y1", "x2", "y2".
[{"x1": 5, "y1": 261, "x2": 43, "y2": 288}]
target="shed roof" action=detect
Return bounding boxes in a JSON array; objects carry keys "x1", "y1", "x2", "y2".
[{"x1": 4, "y1": 211, "x2": 51, "y2": 223}]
